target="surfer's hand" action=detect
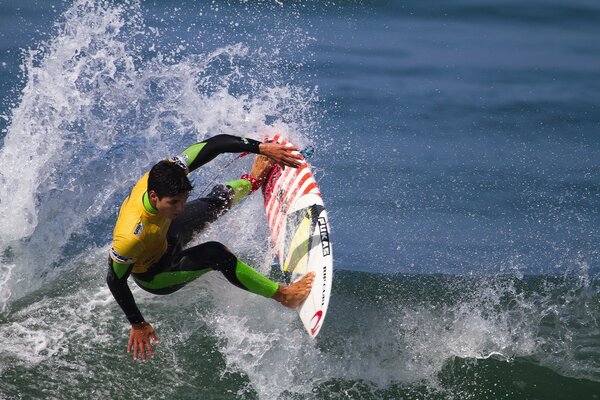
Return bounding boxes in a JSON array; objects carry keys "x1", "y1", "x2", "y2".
[
  {"x1": 128, "y1": 321, "x2": 159, "y2": 362},
  {"x1": 258, "y1": 142, "x2": 302, "y2": 168}
]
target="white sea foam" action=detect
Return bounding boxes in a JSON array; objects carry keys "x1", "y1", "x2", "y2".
[
  {"x1": 0, "y1": 0, "x2": 317, "y2": 312},
  {"x1": 202, "y1": 274, "x2": 322, "y2": 399},
  {"x1": 0, "y1": 258, "x2": 113, "y2": 366},
  {"x1": 0, "y1": 0, "x2": 320, "y2": 395}
]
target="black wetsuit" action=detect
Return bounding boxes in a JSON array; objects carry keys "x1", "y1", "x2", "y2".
[{"x1": 106, "y1": 135, "x2": 278, "y2": 324}]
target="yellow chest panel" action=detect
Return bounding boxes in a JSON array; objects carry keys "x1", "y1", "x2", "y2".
[{"x1": 111, "y1": 173, "x2": 171, "y2": 273}]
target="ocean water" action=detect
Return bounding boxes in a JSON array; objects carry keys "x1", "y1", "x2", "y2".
[{"x1": 0, "y1": 0, "x2": 599, "y2": 399}]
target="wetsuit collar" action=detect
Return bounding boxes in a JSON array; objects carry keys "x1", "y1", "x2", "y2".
[{"x1": 142, "y1": 191, "x2": 159, "y2": 214}]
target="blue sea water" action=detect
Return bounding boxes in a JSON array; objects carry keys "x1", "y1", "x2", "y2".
[{"x1": 0, "y1": 0, "x2": 599, "y2": 399}]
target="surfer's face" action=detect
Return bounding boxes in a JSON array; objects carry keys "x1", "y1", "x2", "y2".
[{"x1": 150, "y1": 191, "x2": 189, "y2": 219}]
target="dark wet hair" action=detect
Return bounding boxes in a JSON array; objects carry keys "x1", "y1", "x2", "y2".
[{"x1": 148, "y1": 160, "x2": 193, "y2": 198}]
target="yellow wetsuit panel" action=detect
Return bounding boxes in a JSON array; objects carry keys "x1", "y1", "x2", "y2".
[{"x1": 110, "y1": 172, "x2": 171, "y2": 274}]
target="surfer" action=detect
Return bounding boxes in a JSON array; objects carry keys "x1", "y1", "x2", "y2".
[{"x1": 106, "y1": 134, "x2": 315, "y2": 362}]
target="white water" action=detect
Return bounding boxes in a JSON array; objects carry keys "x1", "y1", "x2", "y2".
[
  {"x1": 0, "y1": 0, "x2": 316, "y2": 311},
  {"x1": 0, "y1": 1, "x2": 323, "y2": 396},
  {"x1": 1, "y1": 1, "x2": 597, "y2": 398}
]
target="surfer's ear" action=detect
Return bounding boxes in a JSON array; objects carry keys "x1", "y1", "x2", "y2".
[{"x1": 148, "y1": 190, "x2": 159, "y2": 201}]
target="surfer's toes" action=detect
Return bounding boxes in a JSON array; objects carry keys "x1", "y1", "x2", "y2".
[{"x1": 274, "y1": 272, "x2": 315, "y2": 309}]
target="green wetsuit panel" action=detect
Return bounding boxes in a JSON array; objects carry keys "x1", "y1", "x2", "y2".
[
  {"x1": 134, "y1": 268, "x2": 212, "y2": 290},
  {"x1": 180, "y1": 142, "x2": 207, "y2": 170},
  {"x1": 235, "y1": 259, "x2": 279, "y2": 298},
  {"x1": 112, "y1": 260, "x2": 132, "y2": 280},
  {"x1": 225, "y1": 179, "x2": 252, "y2": 205},
  {"x1": 132, "y1": 259, "x2": 278, "y2": 298}
]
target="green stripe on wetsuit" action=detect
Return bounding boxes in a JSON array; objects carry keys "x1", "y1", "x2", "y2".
[
  {"x1": 181, "y1": 142, "x2": 207, "y2": 168},
  {"x1": 142, "y1": 192, "x2": 158, "y2": 214},
  {"x1": 112, "y1": 261, "x2": 131, "y2": 279},
  {"x1": 225, "y1": 179, "x2": 252, "y2": 205},
  {"x1": 133, "y1": 268, "x2": 212, "y2": 290},
  {"x1": 234, "y1": 260, "x2": 279, "y2": 298},
  {"x1": 133, "y1": 259, "x2": 279, "y2": 298}
]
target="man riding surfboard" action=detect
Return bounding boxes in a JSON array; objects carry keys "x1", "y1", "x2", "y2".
[{"x1": 106, "y1": 134, "x2": 315, "y2": 361}]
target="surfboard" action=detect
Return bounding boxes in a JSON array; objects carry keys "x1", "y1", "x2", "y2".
[{"x1": 261, "y1": 134, "x2": 333, "y2": 338}]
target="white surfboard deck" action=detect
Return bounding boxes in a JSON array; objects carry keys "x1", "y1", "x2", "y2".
[{"x1": 261, "y1": 134, "x2": 333, "y2": 338}]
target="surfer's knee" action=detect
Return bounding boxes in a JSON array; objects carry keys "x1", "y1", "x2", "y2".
[
  {"x1": 181, "y1": 241, "x2": 236, "y2": 272},
  {"x1": 202, "y1": 241, "x2": 237, "y2": 271},
  {"x1": 203, "y1": 241, "x2": 233, "y2": 258}
]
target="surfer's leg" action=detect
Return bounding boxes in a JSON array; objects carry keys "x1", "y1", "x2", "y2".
[
  {"x1": 133, "y1": 241, "x2": 278, "y2": 297},
  {"x1": 169, "y1": 156, "x2": 274, "y2": 247},
  {"x1": 167, "y1": 184, "x2": 233, "y2": 247},
  {"x1": 132, "y1": 241, "x2": 314, "y2": 306}
]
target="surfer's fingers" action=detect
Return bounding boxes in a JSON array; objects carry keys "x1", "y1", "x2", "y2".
[
  {"x1": 127, "y1": 335, "x2": 133, "y2": 353},
  {"x1": 132, "y1": 341, "x2": 139, "y2": 360},
  {"x1": 283, "y1": 149, "x2": 302, "y2": 159},
  {"x1": 281, "y1": 154, "x2": 302, "y2": 167},
  {"x1": 274, "y1": 159, "x2": 291, "y2": 168},
  {"x1": 290, "y1": 160, "x2": 303, "y2": 168},
  {"x1": 145, "y1": 340, "x2": 155, "y2": 359},
  {"x1": 138, "y1": 341, "x2": 147, "y2": 362}
]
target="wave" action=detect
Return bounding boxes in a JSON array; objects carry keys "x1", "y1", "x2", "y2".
[
  {"x1": 0, "y1": 0, "x2": 318, "y2": 310},
  {"x1": 0, "y1": 266, "x2": 598, "y2": 399},
  {"x1": 1, "y1": 1, "x2": 598, "y2": 399}
]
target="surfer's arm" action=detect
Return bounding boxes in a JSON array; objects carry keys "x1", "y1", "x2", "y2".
[
  {"x1": 225, "y1": 153, "x2": 275, "y2": 204},
  {"x1": 217, "y1": 153, "x2": 276, "y2": 206},
  {"x1": 106, "y1": 260, "x2": 145, "y2": 324},
  {"x1": 106, "y1": 258, "x2": 159, "y2": 361},
  {"x1": 173, "y1": 134, "x2": 261, "y2": 173},
  {"x1": 171, "y1": 134, "x2": 301, "y2": 173}
]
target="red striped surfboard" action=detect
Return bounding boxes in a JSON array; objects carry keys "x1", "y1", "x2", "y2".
[{"x1": 262, "y1": 134, "x2": 333, "y2": 338}]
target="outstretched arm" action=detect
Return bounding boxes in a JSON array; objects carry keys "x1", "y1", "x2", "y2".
[
  {"x1": 171, "y1": 134, "x2": 301, "y2": 173},
  {"x1": 106, "y1": 259, "x2": 158, "y2": 361},
  {"x1": 106, "y1": 260, "x2": 144, "y2": 324}
]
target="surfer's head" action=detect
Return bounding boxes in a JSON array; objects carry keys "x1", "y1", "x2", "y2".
[{"x1": 148, "y1": 160, "x2": 193, "y2": 219}]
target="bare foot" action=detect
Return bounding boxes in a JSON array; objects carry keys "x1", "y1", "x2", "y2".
[
  {"x1": 272, "y1": 272, "x2": 315, "y2": 308},
  {"x1": 249, "y1": 155, "x2": 274, "y2": 187}
]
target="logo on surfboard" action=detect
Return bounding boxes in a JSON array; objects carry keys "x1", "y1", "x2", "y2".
[
  {"x1": 321, "y1": 264, "x2": 328, "y2": 307},
  {"x1": 310, "y1": 310, "x2": 324, "y2": 335},
  {"x1": 317, "y1": 216, "x2": 330, "y2": 257}
]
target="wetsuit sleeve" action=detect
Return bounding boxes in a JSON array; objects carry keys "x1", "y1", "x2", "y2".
[
  {"x1": 225, "y1": 178, "x2": 253, "y2": 205},
  {"x1": 106, "y1": 259, "x2": 145, "y2": 324},
  {"x1": 171, "y1": 134, "x2": 261, "y2": 174}
]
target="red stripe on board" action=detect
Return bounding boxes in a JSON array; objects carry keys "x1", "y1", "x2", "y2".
[
  {"x1": 270, "y1": 171, "x2": 317, "y2": 242},
  {"x1": 271, "y1": 171, "x2": 315, "y2": 240},
  {"x1": 266, "y1": 171, "x2": 292, "y2": 228},
  {"x1": 268, "y1": 166, "x2": 311, "y2": 226},
  {"x1": 262, "y1": 165, "x2": 282, "y2": 207},
  {"x1": 301, "y1": 182, "x2": 318, "y2": 196},
  {"x1": 266, "y1": 164, "x2": 307, "y2": 224}
]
